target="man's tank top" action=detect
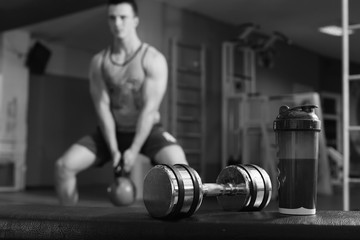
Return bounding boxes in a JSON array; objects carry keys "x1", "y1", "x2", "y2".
[{"x1": 101, "y1": 43, "x2": 149, "y2": 132}]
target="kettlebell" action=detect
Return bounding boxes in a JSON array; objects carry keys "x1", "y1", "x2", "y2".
[{"x1": 107, "y1": 158, "x2": 137, "y2": 206}]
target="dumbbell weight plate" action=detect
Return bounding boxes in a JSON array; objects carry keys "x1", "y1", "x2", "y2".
[
  {"x1": 177, "y1": 164, "x2": 202, "y2": 217},
  {"x1": 143, "y1": 165, "x2": 178, "y2": 218},
  {"x1": 247, "y1": 164, "x2": 272, "y2": 210},
  {"x1": 216, "y1": 164, "x2": 272, "y2": 211},
  {"x1": 216, "y1": 165, "x2": 251, "y2": 211},
  {"x1": 143, "y1": 164, "x2": 203, "y2": 219}
]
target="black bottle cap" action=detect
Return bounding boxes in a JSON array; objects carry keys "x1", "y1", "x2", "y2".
[{"x1": 273, "y1": 105, "x2": 321, "y2": 131}]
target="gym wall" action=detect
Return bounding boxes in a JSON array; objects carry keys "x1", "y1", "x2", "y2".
[{"x1": 24, "y1": 1, "x2": 331, "y2": 187}]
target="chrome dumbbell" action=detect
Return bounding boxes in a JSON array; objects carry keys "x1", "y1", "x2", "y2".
[{"x1": 143, "y1": 164, "x2": 272, "y2": 219}]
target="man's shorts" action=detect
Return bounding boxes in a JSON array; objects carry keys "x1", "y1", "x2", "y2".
[{"x1": 77, "y1": 123, "x2": 179, "y2": 167}]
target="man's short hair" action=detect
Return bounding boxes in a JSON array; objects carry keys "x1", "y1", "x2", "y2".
[{"x1": 107, "y1": 0, "x2": 138, "y2": 16}]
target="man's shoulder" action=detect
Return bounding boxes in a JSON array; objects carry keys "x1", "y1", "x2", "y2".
[
  {"x1": 93, "y1": 48, "x2": 107, "y2": 61},
  {"x1": 143, "y1": 43, "x2": 165, "y2": 62},
  {"x1": 90, "y1": 48, "x2": 108, "y2": 68},
  {"x1": 140, "y1": 42, "x2": 157, "y2": 54}
]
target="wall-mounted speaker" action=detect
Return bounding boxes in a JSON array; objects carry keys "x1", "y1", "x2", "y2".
[{"x1": 25, "y1": 41, "x2": 52, "y2": 75}]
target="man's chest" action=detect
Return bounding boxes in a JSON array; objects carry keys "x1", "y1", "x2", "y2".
[{"x1": 102, "y1": 62, "x2": 145, "y2": 93}]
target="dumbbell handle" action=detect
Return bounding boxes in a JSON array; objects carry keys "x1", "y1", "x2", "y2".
[{"x1": 202, "y1": 183, "x2": 248, "y2": 197}]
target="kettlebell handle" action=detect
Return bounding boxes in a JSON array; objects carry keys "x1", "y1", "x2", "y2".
[{"x1": 114, "y1": 157, "x2": 130, "y2": 178}]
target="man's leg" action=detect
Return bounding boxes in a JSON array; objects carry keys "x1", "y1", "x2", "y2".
[
  {"x1": 153, "y1": 144, "x2": 188, "y2": 165},
  {"x1": 141, "y1": 124, "x2": 188, "y2": 166},
  {"x1": 55, "y1": 144, "x2": 97, "y2": 205}
]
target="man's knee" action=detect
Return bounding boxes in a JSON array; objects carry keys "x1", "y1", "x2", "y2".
[
  {"x1": 55, "y1": 144, "x2": 95, "y2": 179},
  {"x1": 55, "y1": 157, "x2": 76, "y2": 180}
]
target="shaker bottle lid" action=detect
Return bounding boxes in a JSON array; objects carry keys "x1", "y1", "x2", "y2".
[{"x1": 273, "y1": 105, "x2": 321, "y2": 131}]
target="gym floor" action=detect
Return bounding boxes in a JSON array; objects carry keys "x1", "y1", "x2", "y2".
[{"x1": 1, "y1": 183, "x2": 360, "y2": 211}]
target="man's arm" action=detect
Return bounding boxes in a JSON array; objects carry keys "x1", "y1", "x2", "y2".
[
  {"x1": 123, "y1": 48, "x2": 168, "y2": 170},
  {"x1": 89, "y1": 54, "x2": 121, "y2": 167}
]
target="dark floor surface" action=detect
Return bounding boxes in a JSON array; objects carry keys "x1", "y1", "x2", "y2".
[
  {"x1": 2, "y1": 185, "x2": 360, "y2": 240},
  {"x1": 1, "y1": 183, "x2": 360, "y2": 212}
]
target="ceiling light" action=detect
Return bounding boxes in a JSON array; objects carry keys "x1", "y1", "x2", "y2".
[{"x1": 319, "y1": 25, "x2": 354, "y2": 36}]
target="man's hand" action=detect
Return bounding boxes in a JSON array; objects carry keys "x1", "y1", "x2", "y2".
[{"x1": 123, "y1": 148, "x2": 138, "y2": 173}]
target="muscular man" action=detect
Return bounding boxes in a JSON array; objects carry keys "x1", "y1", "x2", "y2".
[{"x1": 55, "y1": 0, "x2": 188, "y2": 205}]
